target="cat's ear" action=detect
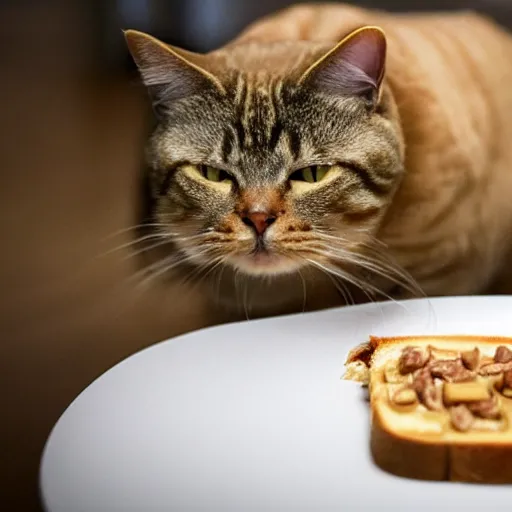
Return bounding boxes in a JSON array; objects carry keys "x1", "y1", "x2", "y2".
[
  {"x1": 299, "y1": 26, "x2": 386, "y2": 103},
  {"x1": 124, "y1": 30, "x2": 224, "y2": 115}
]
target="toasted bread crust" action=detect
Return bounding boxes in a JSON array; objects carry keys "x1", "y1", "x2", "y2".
[
  {"x1": 370, "y1": 410, "x2": 447, "y2": 481},
  {"x1": 450, "y1": 444, "x2": 512, "y2": 483},
  {"x1": 345, "y1": 335, "x2": 512, "y2": 483},
  {"x1": 372, "y1": 402, "x2": 512, "y2": 482}
]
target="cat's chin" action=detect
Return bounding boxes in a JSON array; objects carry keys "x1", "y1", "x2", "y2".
[{"x1": 229, "y1": 252, "x2": 302, "y2": 276}]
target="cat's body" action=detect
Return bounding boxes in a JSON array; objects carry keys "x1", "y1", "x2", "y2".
[{"x1": 125, "y1": 4, "x2": 512, "y2": 321}]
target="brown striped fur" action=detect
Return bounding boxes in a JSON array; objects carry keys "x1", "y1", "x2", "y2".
[{"x1": 125, "y1": 4, "x2": 512, "y2": 320}]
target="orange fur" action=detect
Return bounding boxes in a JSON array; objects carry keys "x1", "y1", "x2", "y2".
[
  {"x1": 230, "y1": 4, "x2": 512, "y2": 297},
  {"x1": 125, "y1": 4, "x2": 512, "y2": 321}
]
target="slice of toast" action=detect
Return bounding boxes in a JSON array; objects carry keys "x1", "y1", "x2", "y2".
[{"x1": 344, "y1": 335, "x2": 512, "y2": 483}]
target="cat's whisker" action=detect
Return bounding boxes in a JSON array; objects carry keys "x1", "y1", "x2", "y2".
[
  {"x1": 297, "y1": 269, "x2": 307, "y2": 312},
  {"x1": 126, "y1": 254, "x2": 179, "y2": 288},
  {"x1": 324, "y1": 270, "x2": 351, "y2": 305},
  {"x1": 58, "y1": 233, "x2": 172, "y2": 299},
  {"x1": 347, "y1": 249, "x2": 425, "y2": 298},
  {"x1": 93, "y1": 228, "x2": 207, "y2": 261},
  {"x1": 304, "y1": 258, "x2": 376, "y2": 305},
  {"x1": 305, "y1": 241, "x2": 424, "y2": 299},
  {"x1": 303, "y1": 256, "x2": 364, "y2": 293},
  {"x1": 121, "y1": 264, "x2": 198, "y2": 317},
  {"x1": 128, "y1": 249, "x2": 211, "y2": 290},
  {"x1": 120, "y1": 238, "x2": 175, "y2": 261},
  {"x1": 364, "y1": 233, "x2": 389, "y2": 249},
  {"x1": 313, "y1": 229, "x2": 386, "y2": 252},
  {"x1": 177, "y1": 251, "x2": 225, "y2": 289},
  {"x1": 302, "y1": 249, "x2": 389, "y2": 300},
  {"x1": 215, "y1": 263, "x2": 226, "y2": 305},
  {"x1": 133, "y1": 260, "x2": 188, "y2": 291},
  {"x1": 360, "y1": 238, "x2": 437, "y2": 326},
  {"x1": 341, "y1": 253, "x2": 417, "y2": 294},
  {"x1": 120, "y1": 232, "x2": 213, "y2": 262},
  {"x1": 307, "y1": 261, "x2": 382, "y2": 312},
  {"x1": 311, "y1": 259, "x2": 411, "y2": 313},
  {"x1": 281, "y1": 248, "x2": 344, "y2": 309},
  {"x1": 166, "y1": 242, "x2": 236, "y2": 295},
  {"x1": 242, "y1": 277, "x2": 250, "y2": 320},
  {"x1": 336, "y1": 275, "x2": 356, "y2": 306},
  {"x1": 233, "y1": 268, "x2": 242, "y2": 315},
  {"x1": 99, "y1": 223, "x2": 169, "y2": 241},
  {"x1": 200, "y1": 255, "x2": 228, "y2": 285},
  {"x1": 172, "y1": 256, "x2": 229, "y2": 310},
  {"x1": 311, "y1": 229, "x2": 351, "y2": 243},
  {"x1": 95, "y1": 233, "x2": 170, "y2": 260},
  {"x1": 304, "y1": 240, "x2": 436, "y2": 325}
]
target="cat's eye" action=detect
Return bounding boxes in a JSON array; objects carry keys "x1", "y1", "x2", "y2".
[
  {"x1": 289, "y1": 165, "x2": 331, "y2": 183},
  {"x1": 199, "y1": 164, "x2": 232, "y2": 182}
]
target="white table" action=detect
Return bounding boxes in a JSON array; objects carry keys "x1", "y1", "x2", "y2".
[{"x1": 40, "y1": 296, "x2": 512, "y2": 512}]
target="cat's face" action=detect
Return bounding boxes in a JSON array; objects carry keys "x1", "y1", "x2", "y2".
[{"x1": 126, "y1": 27, "x2": 405, "y2": 290}]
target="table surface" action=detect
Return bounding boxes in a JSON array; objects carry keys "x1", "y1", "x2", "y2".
[{"x1": 40, "y1": 296, "x2": 512, "y2": 512}]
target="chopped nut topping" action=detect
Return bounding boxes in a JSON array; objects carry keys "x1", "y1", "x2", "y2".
[
  {"x1": 479, "y1": 361, "x2": 512, "y2": 376},
  {"x1": 468, "y1": 397, "x2": 502, "y2": 420},
  {"x1": 392, "y1": 387, "x2": 418, "y2": 406},
  {"x1": 494, "y1": 345, "x2": 512, "y2": 364},
  {"x1": 450, "y1": 405, "x2": 474, "y2": 432},
  {"x1": 504, "y1": 369, "x2": 512, "y2": 389},
  {"x1": 376, "y1": 342, "x2": 512, "y2": 434},
  {"x1": 479, "y1": 363, "x2": 503, "y2": 375},
  {"x1": 398, "y1": 346, "x2": 430, "y2": 375},
  {"x1": 346, "y1": 341, "x2": 374, "y2": 366},
  {"x1": 461, "y1": 347, "x2": 480, "y2": 370},
  {"x1": 480, "y1": 356, "x2": 495, "y2": 367},
  {"x1": 483, "y1": 369, "x2": 512, "y2": 397},
  {"x1": 429, "y1": 359, "x2": 475, "y2": 382},
  {"x1": 413, "y1": 367, "x2": 443, "y2": 411},
  {"x1": 487, "y1": 373, "x2": 504, "y2": 392},
  {"x1": 443, "y1": 381, "x2": 490, "y2": 405},
  {"x1": 502, "y1": 387, "x2": 512, "y2": 398}
]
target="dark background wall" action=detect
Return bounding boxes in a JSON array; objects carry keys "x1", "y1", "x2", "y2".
[
  {"x1": 2, "y1": 1, "x2": 511, "y2": 510},
  {"x1": 91, "y1": 1, "x2": 512, "y2": 69}
]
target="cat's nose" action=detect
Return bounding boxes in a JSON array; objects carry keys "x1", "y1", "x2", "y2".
[{"x1": 241, "y1": 212, "x2": 276, "y2": 235}]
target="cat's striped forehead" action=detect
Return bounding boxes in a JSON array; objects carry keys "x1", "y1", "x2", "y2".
[
  {"x1": 219, "y1": 71, "x2": 303, "y2": 179},
  {"x1": 231, "y1": 72, "x2": 281, "y2": 149},
  {"x1": 206, "y1": 41, "x2": 337, "y2": 175}
]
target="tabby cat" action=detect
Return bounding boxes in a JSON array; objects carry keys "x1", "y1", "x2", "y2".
[{"x1": 124, "y1": 3, "x2": 512, "y2": 321}]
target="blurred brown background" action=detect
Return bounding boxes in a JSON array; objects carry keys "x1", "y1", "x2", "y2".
[{"x1": 2, "y1": 0, "x2": 512, "y2": 510}]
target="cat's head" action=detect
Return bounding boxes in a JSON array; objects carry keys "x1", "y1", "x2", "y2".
[{"x1": 125, "y1": 26, "x2": 405, "y2": 301}]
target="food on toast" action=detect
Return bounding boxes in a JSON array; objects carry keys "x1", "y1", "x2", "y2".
[{"x1": 344, "y1": 335, "x2": 512, "y2": 483}]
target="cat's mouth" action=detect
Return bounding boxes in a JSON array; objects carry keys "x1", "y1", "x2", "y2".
[
  {"x1": 249, "y1": 244, "x2": 277, "y2": 264},
  {"x1": 230, "y1": 243, "x2": 302, "y2": 276}
]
